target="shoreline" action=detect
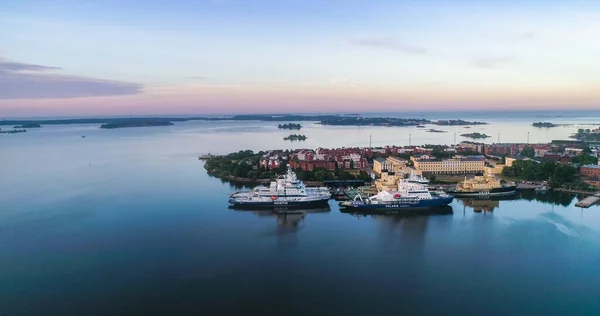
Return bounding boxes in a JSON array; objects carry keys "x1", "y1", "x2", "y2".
[{"x1": 206, "y1": 170, "x2": 324, "y2": 186}]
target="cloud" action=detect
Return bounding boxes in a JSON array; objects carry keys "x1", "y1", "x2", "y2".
[
  {"x1": 0, "y1": 60, "x2": 61, "y2": 72},
  {"x1": 471, "y1": 56, "x2": 515, "y2": 69},
  {"x1": 0, "y1": 58, "x2": 142, "y2": 99},
  {"x1": 348, "y1": 37, "x2": 427, "y2": 55}
]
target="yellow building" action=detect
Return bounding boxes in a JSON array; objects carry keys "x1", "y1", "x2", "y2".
[
  {"x1": 485, "y1": 163, "x2": 506, "y2": 175},
  {"x1": 413, "y1": 156, "x2": 486, "y2": 175},
  {"x1": 373, "y1": 157, "x2": 393, "y2": 175},
  {"x1": 375, "y1": 171, "x2": 402, "y2": 191},
  {"x1": 386, "y1": 157, "x2": 407, "y2": 173}
]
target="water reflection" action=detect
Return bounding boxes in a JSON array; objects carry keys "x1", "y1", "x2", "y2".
[
  {"x1": 517, "y1": 190, "x2": 575, "y2": 207},
  {"x1": 457, "y1": 195, "x2": 516, "y2": 213},
  {"x1": 340, "y1": 205, "x2": 453, "y2": 217},
  {"x1": 229, "y1": 205, "x2": 331, "y2": 236}
]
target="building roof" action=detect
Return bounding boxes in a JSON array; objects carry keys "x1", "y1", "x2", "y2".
[
  {"x1": 374, "y1": 157, "x2": 386, "y2": 163},
  {"x1": 582, "y1": 164, "x2": 600, "y2": 169}
]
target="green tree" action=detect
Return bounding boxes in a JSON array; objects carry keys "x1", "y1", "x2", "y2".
[{"x1": 520, "y1": 146, "x2": 535, "y2": 158}]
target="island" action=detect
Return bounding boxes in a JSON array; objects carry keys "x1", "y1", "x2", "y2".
[
  {"x1": 427, "y1": 129, "x2": 447, "y2": 133},
  {"x1": 461, "y1": 132, "x2": 491, "y2": 139},
  {"x1": 284, "y1": 134, "x2": 307, "y2": 141},
  {"x1": 0, "y1": 129, "x2": 27, "y2": 134},
  {"x1": 0, "y1": 114, "x2": 488, "y2": 129},
  {"x1": 278, "y1": 123, "x2": 302, "y2": 130},
  {"x1": 100, "y1": 119, "x2": 174, "y2": 129},
  {"x1": 533, "y1": 122, "x2": 558, "y2": 128},
  {"x1": 14, "y1": 123, "x2": 41, "y2": 128},
  {"x1": 203, "y1": 149, "x2": 371, "y2": 184}
]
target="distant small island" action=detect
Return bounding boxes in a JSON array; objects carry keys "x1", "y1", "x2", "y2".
[
  {"x1": 533, "y1": 122, "x2": 558, "y2": 128},
  {"x1": 284, "y1": 134, "x2": 307, "y2": 141},
  {"x1": 427, "y1": 129, "x2": 446, "y2": 133},
  {"x1": 461, "y1": 132, "x2": 491, "y2": 139},
  {"x1": 14, "y1": 123, "x2": 41, "y2": 128},
  {"x1": 0, "y1": 129, "x2": 27, "y2": 134},
  {"x1": 278, "y1": 123, "x2": 302, "y2": 130},
  {"x1": 100, "y1": 119, "x2": 174, "y2": 129}
]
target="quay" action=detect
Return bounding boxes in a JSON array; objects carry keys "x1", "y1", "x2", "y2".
[
  {"x1": 198, "y1": 154, "x2": 217, "y2": 160},
  {"x1": 575, "y1": 193, "x2": 600, "y2": 208}
]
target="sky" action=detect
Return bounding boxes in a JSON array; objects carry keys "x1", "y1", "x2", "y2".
[{"x1": 1, "y1": 0, "x2": 600, "y2": 117}]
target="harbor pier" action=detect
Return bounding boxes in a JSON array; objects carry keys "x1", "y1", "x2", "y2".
[{"x1": 575, "y1": 193, "x2": 600, "y2": 208}]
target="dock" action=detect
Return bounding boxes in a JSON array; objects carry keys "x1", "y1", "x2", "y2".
[
  {"x1": 198, "y1": 154, "x2": 216, "y2": 160},
  {"x1": 575, "y1": 193, "x2": 600, "y2": 208}
]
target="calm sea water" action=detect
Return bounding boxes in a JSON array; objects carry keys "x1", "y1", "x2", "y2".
[{"x1": 1, "y1": 112, "x2": 600, "y2": 315}]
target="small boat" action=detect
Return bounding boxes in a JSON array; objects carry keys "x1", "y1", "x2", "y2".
[{"x1": 535, "y1": 186, "x2": 550, "y2": 192}]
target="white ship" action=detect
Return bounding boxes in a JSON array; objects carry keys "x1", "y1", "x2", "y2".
[
  {"x1": 229, "y1": 165, "x2": 331, "y2": 208},
  {"x1": 340, "y1": 179, "x2": 453, "y2": 210},
  {"x1": 406, "y1": 171, "x2": 430, "y2": 185}
]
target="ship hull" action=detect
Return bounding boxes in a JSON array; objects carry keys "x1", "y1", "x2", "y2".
[
  {"x1": 228, "y1": 198, "x2": 330, "y2": 208},
  {"x1": 340, "y1": 196, "x2": 454, "y2": 210},
  {"x1": 447, "y1": 185, "x2": 516, "y2": 197}
]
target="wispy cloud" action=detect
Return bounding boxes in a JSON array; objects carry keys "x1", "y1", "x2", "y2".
[
  {"x1": 0, "y1": 58, "x2": 142, "y2": 99},
  {"x1": 0, "y1": 59, "x2": 61, "y2": 72},
  {"x1": 471, "y1": 56, "x2": 515, "y2": 69},
  {"x1": 348, "y1": 37, "x2": 427, "y2": 55}
]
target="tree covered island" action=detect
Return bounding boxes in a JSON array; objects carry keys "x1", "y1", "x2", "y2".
[
  {"x1": 278, "y1": 123, "x2": 302, "y2": 130},
  {"x1": 533, "y1": 122, "x2": 558, "y2": 127},
  {"x1": 284, "y1": 134, "x2": 307, "y2": 141},
  {"x1": 100, "y1": 119, "x2": 174, "y2": 129},
  {"x1": 460, "y1": 132, "x2": 491, "y2": 139},
  {"x1": 0, "y1": 128, "x2": 27, "y2": 134},
  {"x1": 14, "y1": 123, "x2": 41, "y2": 128}
]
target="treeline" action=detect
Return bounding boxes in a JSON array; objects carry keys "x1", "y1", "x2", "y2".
[
  {"x1": 532, "y1": 122, "x2": 557, "y2": 127},
  {"x1": 572, "y1": 128, "x2": 600, "y2": 141},
  {"x1": 278, "y1": 123, "x2": 302, "y2": 130},
  {"x1": 502, "y1": 160, "x2": 575, "y2": 187}
]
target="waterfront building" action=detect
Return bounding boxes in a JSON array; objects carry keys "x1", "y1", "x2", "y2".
[
  {"x1": 259, "y1": 151, "x2": 282, "y2": 169},
  {"x1": 581, "y1": 165, "x2": 600, "y2": 178},
  {"x1": 413, "y1": 156, "x2": 486, "y2": 175},
  {"x1": 386, "y1": 157, "x2": 407, "y2": 173},
  {"x1": 375, "y1": 171, "x2": 401, "y2": 191},
  {"x1": 373, "y1": 157, "x2": 393, "y2": 175},
  {"x1": 485, "y1": 162, "x2": 506, "y2": 175},
  {"x1": 460, "y1": 141, "x2": 485, "y2": 153}
]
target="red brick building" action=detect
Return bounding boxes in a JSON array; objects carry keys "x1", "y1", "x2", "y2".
[
  {"x1": 290, "y1": 160, "x2": 336, "y2": 171},
  {"x1": 581, "y1": 165, "x2": 600, "y2": 177}
]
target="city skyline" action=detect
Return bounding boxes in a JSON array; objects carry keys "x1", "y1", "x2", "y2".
[{"x1": 2, "y1": 0, "x2": 600, "y2": 117}]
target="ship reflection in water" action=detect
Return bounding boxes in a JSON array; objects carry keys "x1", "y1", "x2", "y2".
[
  {"x1": 340, "y1": 205, "x2": 454, "y2": 217},
  {"x1": 229, "y1": 205, "x2": 331, "y2": 236},
  {"x1": 457, "y1": 195, "x2": 517, "y2": 214}
]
